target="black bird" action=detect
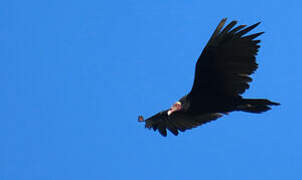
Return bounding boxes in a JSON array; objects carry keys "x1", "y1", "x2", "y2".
[{"x1": 138, "y1": 18, "x2": 280, "y2": 137}]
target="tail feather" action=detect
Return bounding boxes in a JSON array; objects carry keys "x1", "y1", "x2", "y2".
[{"x1": 238, "y1": 98, "x2": 280, "y2": 113}]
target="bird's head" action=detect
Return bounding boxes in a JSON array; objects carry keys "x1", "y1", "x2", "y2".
[{"x1": 167, "y1": 101, "x2": 182, "y2": 116}]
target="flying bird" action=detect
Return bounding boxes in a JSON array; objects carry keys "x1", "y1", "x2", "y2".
[{"x1": 138, "y1": 18, "x2": 280, "y2": 137}]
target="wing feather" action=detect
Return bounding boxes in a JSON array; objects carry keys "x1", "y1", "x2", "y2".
[
  {"x1": 190, "y1": 19, "x2": 263, "y2": 99},
  {"x1": 144, "y1": 111, "x2": 223, "y2": 136}
]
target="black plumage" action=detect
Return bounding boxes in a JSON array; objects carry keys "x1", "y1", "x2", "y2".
[{"x1": 139, "y1": 18, "x2": 280, "y2": 137}]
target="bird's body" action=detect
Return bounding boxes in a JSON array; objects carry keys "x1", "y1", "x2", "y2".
[{"x1": 139, "y1": 18, "x2": 280, "y2": 136}]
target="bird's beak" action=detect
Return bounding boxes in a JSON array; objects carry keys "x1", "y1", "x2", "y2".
[{"x1": 167, "y1": 102, "x2": 182, "y2": 116}]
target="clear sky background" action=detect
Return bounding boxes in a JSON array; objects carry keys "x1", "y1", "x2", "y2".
[{"x1": 1, "y1": 0, "x2": 301, "y2": 180}]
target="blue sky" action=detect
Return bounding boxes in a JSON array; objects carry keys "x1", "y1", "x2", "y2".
[{"x1": 1, "y1": 0, "x2": 301, "y2": 179}]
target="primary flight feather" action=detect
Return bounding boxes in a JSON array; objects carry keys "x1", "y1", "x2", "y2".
[{"x1": 138, "y1": 18, "x2": 280, "y2": 137}]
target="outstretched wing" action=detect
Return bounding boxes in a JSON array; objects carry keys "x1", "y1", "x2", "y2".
[
  {"x1": 190, "y1": 18, "x2": 263, "y2": 98},
  {"x1": 143, "y1": 111, "x2": 223, "y2": 136}
]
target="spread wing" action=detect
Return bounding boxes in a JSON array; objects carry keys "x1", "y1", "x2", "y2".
[
  {"x1": 190, "y1": 18, "x2": 263, "y2": 98},
  {"x1": 143, "y1": 111, "x2": 223, "y2": 136}
]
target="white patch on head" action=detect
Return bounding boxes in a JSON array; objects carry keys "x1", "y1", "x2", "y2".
[{"x1": 167, "y1": 101, "x2": 182, "y2": 116}]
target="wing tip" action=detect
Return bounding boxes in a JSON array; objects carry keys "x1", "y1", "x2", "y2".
[
  {"x1": 221, "y1": 17, "x2": 227, "y2": 22},
  {"x1": 237, "y1": 21, "x2": 262, "y2": 36},
  {"x1": 255, "y1": 21, "x2": 262, "y2": 26}
]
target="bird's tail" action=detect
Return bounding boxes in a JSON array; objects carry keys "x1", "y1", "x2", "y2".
[{"x1": 237, "y1": 98, "x2": 280, "y2": 113}]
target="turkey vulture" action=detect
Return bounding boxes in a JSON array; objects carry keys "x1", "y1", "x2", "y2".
[{"x1": 138, "y1": 18, "x2": 280, "y2": 137}]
